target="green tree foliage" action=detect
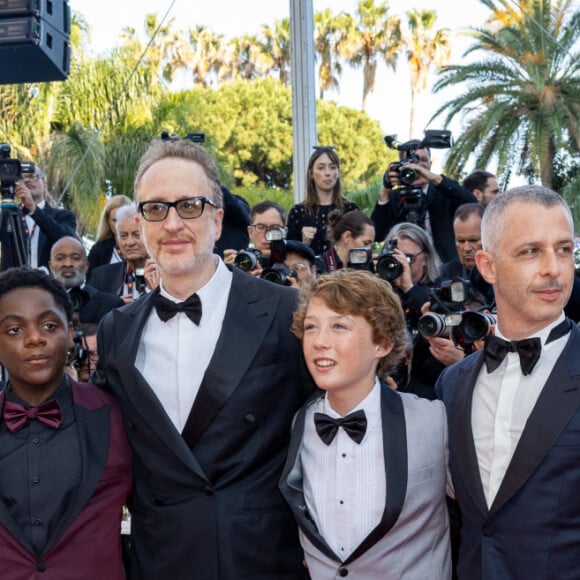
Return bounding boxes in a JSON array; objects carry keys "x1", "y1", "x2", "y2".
[{"x1": 431, "y1": 0, "x2": 580, "y2": 188}]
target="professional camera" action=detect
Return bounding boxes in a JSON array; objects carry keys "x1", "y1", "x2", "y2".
[
  {"x1": 382, "y1": 130, "x2": 453, "y2": 226},
  {"x1": 0, "y1": 144, "x2": 35, "y2": 194},
  {"x1": 376, "y1": 239, "x2": 403, "y2": 281},
  {"x1": 234, "y1": 247, "x2": 262, "y2": 272},
  {"x1": 347, "y1": 247, "x2": 374, "y2": 272},
  {"x1": 71, "y1": 329, "x2": 90, "y2": 370},
  {"x1": 260, "y1": 226, "x2": 296, "y2": 285},
  {"x1": 417, "y1": 276, "x2": 496, "y2": 347}
]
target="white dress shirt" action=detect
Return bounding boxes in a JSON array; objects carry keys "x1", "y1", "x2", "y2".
[
  {"x1": 301, "y1": 380, "x2": 385, "y2": 559},
  {"x1": 25, "y1": 199, "x2": 45, "y2": 268},
  {"x1": 472, "y1": 314, "x2": 569, "y2": 507},
  {"x1": 136, "y1": 258, "x2": 232, "y2": 432}
]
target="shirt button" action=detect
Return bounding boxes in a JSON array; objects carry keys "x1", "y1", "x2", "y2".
[
  {"x1": 32, "y1": 476, "x2": 40, "y2": 484},
  {"x1": 33, "y1": 518, "x2": 42, "y2": 527},
  {"x1": 339, "y1": 568, "x2": 349, "y2": 577},
  {"x1": 339, "y1": 500, "x2": 344, "y2": 505},
  {"x1": 32, "y1": 438, "x2": 39, "y2": 444}
]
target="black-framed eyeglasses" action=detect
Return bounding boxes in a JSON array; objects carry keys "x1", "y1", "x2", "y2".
[
  {"x1": 250, "y1": 223, "x2": 285, "y2": 233},
  {"x1": 138, "y1": 196, "x2": 217, "y2": 222},
  {"x1": 405, "y1": 250, "x2": 425, "y2": 264}
]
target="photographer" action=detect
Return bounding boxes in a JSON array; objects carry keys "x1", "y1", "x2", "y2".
[
  {"x1": 14, "y1": 162, "x2": 77, "y2": 269},
  {"x1": 223, "y1": 201, "x2": 287, "y2": 277},
  {"x1": 317, "y1": 209, "x2": 375, "y2": 273},
  {"x1": 371, "y1": 137, "x2": 476, "y2": 263}
]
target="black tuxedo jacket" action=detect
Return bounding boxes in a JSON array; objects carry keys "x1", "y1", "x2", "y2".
[
  {"x1": 88, "y1": 261, "x2": 126, "y2": 296},
  {"x1": 70, "y1": 284, "x2": 123, "y2": 324},
  {"x1": 371, "y1": 177, "x2": 477, "y2": 263},
  {"x1": 21, "y1": 204, "x2": 77, "y2": 269},
  {"x1": 436, "y1": 324, "x2": 580, "y2": 579},
  {"x1": 93, "y1": 267, "x2": 314, "y2": 579}
]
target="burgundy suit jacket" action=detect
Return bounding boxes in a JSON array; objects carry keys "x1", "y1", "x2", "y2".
[{"x1": 0, "y1": 380, "x2": 132, "y2": 580}]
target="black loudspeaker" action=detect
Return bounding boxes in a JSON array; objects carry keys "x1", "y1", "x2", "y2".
[{"x1": 0, "y1": 0, "x2": 70, "y2": 84}]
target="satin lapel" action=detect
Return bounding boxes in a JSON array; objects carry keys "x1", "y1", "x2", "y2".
[
  {"x1": 181, "y1": 270, "x2": 281, "y2": 449},
  {"x1": 0, "y1": 392, "x2": 35, "y2": 553},
  {"x1": 278, "y1": 394, "x2": 341, "y2": 563},
  {"x1": 491, "y1": 329, "x2": 580, "y2": 514},
  {"x1": 43, "y1": 400, "x2": 110, "y2": 554},
  {"x1": 343, "y1": 383, "x2": 408, "y2": 565},
  {"x1": 112, "y1": 295, "x2": 209, "y2": 481},
  {"x1": 449, "y1": 353, "x2": 489, "y2": 517}
]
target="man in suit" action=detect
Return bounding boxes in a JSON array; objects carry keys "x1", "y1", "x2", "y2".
[
  {"x1": 279, "y1": 270, "x2": 451, "y2": 578},
  {"x1": 371, "y1": 142, "x2": 477, "y2": 262},
  {"x1": 89, "y1": 204, "x2": 149, "y2": 303},
  {"x1": 93, "y1": 138, "x2": 314, "y2": 579},
  {"x1": 0, "y1": 266, "x2": 132, "y2": 579},
  {"x1": 14, "y1": 163, "x2": 77, "y2": 269},
  {"x1": 436, "y1": 185, "x2": 580, "y2": 579},
  {"x1": 49, "y1": 236, "x2": 123, "y2": 325}
]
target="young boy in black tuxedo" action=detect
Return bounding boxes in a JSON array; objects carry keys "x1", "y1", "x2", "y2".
[
  {"x1": 279, "y1": 269, "x2": 452, "y2": 579},
  {"x1": 0, "y1": 266, "x2": 132, "y2": 579}
]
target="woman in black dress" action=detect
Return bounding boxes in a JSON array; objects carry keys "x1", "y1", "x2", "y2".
[{"x1": 286, "y1": 147, "x2": 358, "y2": 256}]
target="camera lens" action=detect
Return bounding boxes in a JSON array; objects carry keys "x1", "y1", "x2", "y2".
[
  {"x1": 399, "y1": 166, "x2": 417, "y2": 186},
  {"x1": 376, "y1": 254, "x2": 403, "y2": 281},
  {"x1": 234, "y1": 250, "x2": 258, "y2": 272},
  {"x1": 417, "y1": 313, "x2": 447, "y2": 338},
  {"x1": 459, "y1": 311, "x2": 496, "y2": 342}
]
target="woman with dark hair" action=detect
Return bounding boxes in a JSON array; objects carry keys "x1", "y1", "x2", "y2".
[
  {"x1": 318, "y1": 209, "x2": 375, "y2": 273},
  {"x1": 87, "y1": 194, "x2": 132, "y2": 275},
  {"x1": 287, "y1": 147, "x2": 358, "y2": 256}
]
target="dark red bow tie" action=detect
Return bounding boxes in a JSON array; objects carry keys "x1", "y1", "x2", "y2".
[
  {"x1": 3, "y1": 399, "x2": 62, "y2": 433},
  {"x1": 154, "y1": 291, "x2": 202, "y2": 325}
]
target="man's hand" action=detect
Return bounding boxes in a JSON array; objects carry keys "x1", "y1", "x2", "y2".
[
  {"x1": 144, "y1": 258, "x2": 160, "y2": 290},
  {"x1": 223, "y1": 249, "x2": 238, "y2": 265},
  {"x1": 14, "y1": 181, "x2": 36, "y2": 213}
]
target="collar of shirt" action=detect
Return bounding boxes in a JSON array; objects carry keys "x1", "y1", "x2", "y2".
[
  {"x1": 495, "y1": 312, "x2": 566, "y2": 348},
  {"x1": 318, "y1": 377, "x2": 381, "y2": 433},
  {"x1": 158, "y1": 256, "x2": 232, "y2": 322}
]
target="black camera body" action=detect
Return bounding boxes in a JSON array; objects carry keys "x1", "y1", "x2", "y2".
[
  {"x1": 376, "y1": 239, "x2": 403, "y2": 282},
  {"x1": 234, "y1": 248, "x2": 262, "y2": 272},
  {"x1": 0, "y1": 144, "x2": 22, "y2": 192},
  {"x1": 259, "y1": 227, "x2": 296, "y2": 286},
  {"x1": 383, "y1": 130, "x2": 452, "y2": 227}
]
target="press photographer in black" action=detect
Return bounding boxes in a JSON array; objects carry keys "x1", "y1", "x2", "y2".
[{"x1": 371, "y1": 131, "x2": 477, "y2": 263}]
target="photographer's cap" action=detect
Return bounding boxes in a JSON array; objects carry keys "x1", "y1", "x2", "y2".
[{"x1": 285, "y1": 240, "x2": 316, "y2": 265}]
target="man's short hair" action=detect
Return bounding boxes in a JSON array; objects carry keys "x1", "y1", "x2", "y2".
[
  {"x1": 50, "y1": 235, "x2": 87, "y2": 261},
  {"x1": 115, "y1": 202, "x2": 139, "y2": 228},
  {"x1": 454, "y1": 203, "x2": 484, "y2": 222},
  {"x1": 134, "y1": 139, "x2": 223, "y2": 208},
  {"x1": 250, "y1": 201, "x2": 287, "y2": 225},
  {"x1": 0, "y1": 266, "x2": 73, "y2": 322},
  {"x1": 462, "y1": 170, "x2": 496, "y2": 193}
]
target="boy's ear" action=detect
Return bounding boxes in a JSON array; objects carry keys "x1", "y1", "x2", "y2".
[{"x1": 376, "y1": 339, "x2": 393, "y2": 359}]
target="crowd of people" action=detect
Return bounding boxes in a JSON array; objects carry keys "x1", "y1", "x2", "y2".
[{"x1": 0, "y1": 137, "x2": 579, "y2": 580}]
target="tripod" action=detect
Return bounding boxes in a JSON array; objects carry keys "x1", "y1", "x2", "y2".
[{"x1": 0, "y1": 185, "x2": 28, "y2": 271}]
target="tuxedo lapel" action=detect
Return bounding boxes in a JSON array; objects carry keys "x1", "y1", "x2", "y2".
[
  {"x1": 111, "y1": 295, "x2": 209, "y2": 481},
  {"x1": 491, "y1": 328, "x2": 580, "y2": 513},
  {"x1": 42, "y1": 398, "x2": 110, "y2": 554},
  {"x1": 450, "y1": 352, "x2": 489, "y2": 517},
  {"x1": 181, "y1": 269, "x2": 282, "y2": 449},
  {"x1": 343, "y1": 383, "x2": 408, "y2": 565},
  {"x1": 278, "y1": 393, "x2": 342, "y2": 563}
]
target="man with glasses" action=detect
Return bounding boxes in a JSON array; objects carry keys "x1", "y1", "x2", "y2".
[
  {"x1": 223, "y1": 200, "x2": 287, "y2": 273},
  {"x1": 13, "y1": 163, "x2": 77, "y2": 269},
  {"x1": 93, "y1": 138, "x2": 314, "y2": 580}
]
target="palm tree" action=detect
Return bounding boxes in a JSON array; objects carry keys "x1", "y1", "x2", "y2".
[
  {"x1": 314, "y1": 9, "x2": 343, "y2": 99},
  {"x1": 404, "y1": 10, "x2": 451, "y2": 136},
  {"x1": 226, "y1": 34, "x2": 267, "y2": 81},
  {"x1": 187, "y1": 25, "x2": 227, "y2": 87},
  {"x1": 431, "y1": 0, "x2": 580, "y2": 188},
  {"x1": 258, "y1": 19, "x2": 292, "y2": 85},
  {"x1": 335, "y1": 0, "x2": 401, "y2": 111}
]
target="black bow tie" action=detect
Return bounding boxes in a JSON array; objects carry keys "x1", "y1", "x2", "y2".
[
  {"x1": 483, "y1": 318, "x2": 571, "y2": 376},
  {"x1": 314, "y1": 410, "x2": 367, "y2": 445},
  {"x1": 153, "y1": 291, "x2": 202, "y2": 325}
]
